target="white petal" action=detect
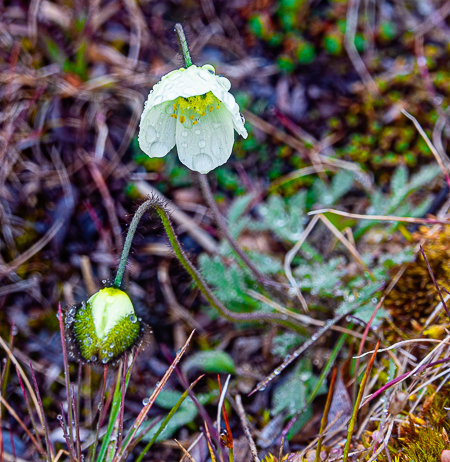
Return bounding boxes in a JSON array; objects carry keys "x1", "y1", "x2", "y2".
[
  {"x1": 209, "y1": 86, "x2": 248, "y2": 139},
  {"x1": 138, "y1": 101, "x2": 176, "y2": 158},
  {"x1": 232, "y1": 110, "x2": 248, "y2": 139},
  {"x1": 175, "y1": 104, "x2": 234, "y2": 174},
  {"x1": 146, "y1": 65, "x2": 222, "y2": 107}
]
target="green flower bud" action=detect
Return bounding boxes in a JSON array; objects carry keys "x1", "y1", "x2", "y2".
[{"x1": 65, "y1": 287, "x2": 150, "y2": 365}]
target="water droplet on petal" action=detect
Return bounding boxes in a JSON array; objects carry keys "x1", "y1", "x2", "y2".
[
  {"x1": 198, "y1": 70, "x2": 212, "y2": 81},
  {"x1": 145, "y1": 126, "x2": 157, "y2": 143},
  {"x1": 106, "y1": 296, "x2": 114, "y2": 303},
  {"x1": 213, "y1": 123, "x2": 222, "y2": 129},
  {"x1": 194, "y1": 129, "x2": 201, "y2": 135},
  {"x1": 181, "y1": 131, "x2": 188, "y2": 138},
  {"x1": 154, "y1": 95, "x2": 163, "y2": 105},
  {"x1": 193, "y1": 153, "x2": 213, "y2": 173},
  {"x1": 181, "y1": 143, "x2": 188, "y2": 148},
  {"x1": 149, "y1": 142, "x2": 168, "y2": 157},
  {"x1": 130, "y1": 315, "x2": 137, "y2": 323},
  {"x1": 198, "y1": 139, "x2": 206, "y2": 148}
]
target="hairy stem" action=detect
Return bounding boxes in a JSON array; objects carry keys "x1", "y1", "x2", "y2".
[
  {"x1": 116, "y1": 197, "x2": 307, "y2": 333},
  {"x1": 174, "y1": 23, "x2": 192, "y2": 68},
  {"x1": 114, "y1": 200, "x2": 151, "y2": 288}
]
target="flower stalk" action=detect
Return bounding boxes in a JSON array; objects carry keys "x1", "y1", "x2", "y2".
[
  {"x1": 114, "y1": 197, "x2": 307, "y2": 333},
  {"x1": 175, "y1": 23, "x2": 192, "y2": 68}
]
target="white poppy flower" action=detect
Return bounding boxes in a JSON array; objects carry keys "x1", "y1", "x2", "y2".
[{"x1": 138, "y1": 64, "x2": 248, "y2": 174}]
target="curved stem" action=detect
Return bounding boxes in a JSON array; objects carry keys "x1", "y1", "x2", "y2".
[
  {"x1": 114, "y1": 200, "x2": 151, "y2": 288},
  {"x1": 116, "y1": 197, "x2": 307, "y2": 333},
  {"x1": 175, "y1": 23, "x2": 192, "y2": 68}
]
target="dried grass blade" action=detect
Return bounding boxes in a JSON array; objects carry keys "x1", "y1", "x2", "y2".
[
  {"x1": 343, "y1": 340, "x2": 380, "y2": 462},
  {"x1": 318, "y1": 214, "x2": 373, "y2": 277},
  {"x1": 0, "y1": 336, "x2": 43, "y2": 428},
  {"x1": 235, "y1": 395, "x2": 260, "y2": 462},
  {"x1": 30, "y1": 363, "x2": 55, "y2": 460},
  {"x1": 203, "y1": 421, "x2": 218, "y2": 462},
  {"x1": 249, "y1": 313, "x2": 349, "y2": 395},
  {"x1": 58, "y1": 404, "x2": 75, "y2": 462},
  {"x1": 401, "y1": 108, "x2": 450, "y2": 188},
  {"x1": 284, "y1": 214, "x2": 320, "y2": 311},
  {"x1": 314, "y1": 367, "x2": 338, "y2": 462},
  {"x1": 135, "y1": 374, "x2": 204, "y2": 462},
  {"x1": 0, "y1": 395, "x2": 44, "y2": 456},
  {"x1": 14, "y1": 366, "x2": 44, "y2": 455},
  {"x1": 308, "y1": 208, "x2": 449, "y2": 225},
  {"x1": 280, "y1": 332, "x2": 348, "y2": 440},
  {"x1": 71, "y1": 383, "x2": 82, "y2": 462},
  {"x1": 113, "y1": 329, "x2": 195, "y2": 462},
  {"x1": 216, "y1": 375, "x2": 231, "y2": 447},
  {"x1": 420, "y1": 245, "x2": 450, "y2": 320},
  {"x1": 57, "y1": 303, "x2": 75, "y2": 457},
  {"x1": 90, "y1": 365, "x2": 108, "y2": 462},
  {"x1": 175, "y1": 439, "x2": 198, "y2": 462}
]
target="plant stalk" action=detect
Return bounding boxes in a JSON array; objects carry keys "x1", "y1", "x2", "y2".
[
  {"x1": 115, "y1": 197, "x2": 307, "y2": 332},
  {"x1": 175, "y1": 23, "x2": 192, "y2": 68}
]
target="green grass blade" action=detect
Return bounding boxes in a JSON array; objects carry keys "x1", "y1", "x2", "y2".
[
  {"x1": 135, "y1": 375, "x2": 204, "y2": 462},
  {"x1": 97, "y1": 361, "x2": 133, "y2": 462}
]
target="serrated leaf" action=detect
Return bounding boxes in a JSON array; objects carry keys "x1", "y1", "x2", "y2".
[
  {"x1": 228, "y1": 194, "x2": 254, "y2": 225},
  {"x1": 330, "y1": 170, "x2": 354, "y2": 202},
  {"x1": 390, "y1": 165, "x2": 408, "y2": 194}
]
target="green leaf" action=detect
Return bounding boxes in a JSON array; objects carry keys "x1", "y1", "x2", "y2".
[
  {"x1": 140, "y1": 395, "x2": 198, "y2": 443},
  {"x1": 181, "y1": 350, "x2": 235, "y2": 375},
  {"x1": 272, "y1": 359, "x2": 325, "y2": 417}
]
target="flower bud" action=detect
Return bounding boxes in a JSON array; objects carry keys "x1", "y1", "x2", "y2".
[{"x1": 66, "y1": 287, "x2": 150, "y2": 364}]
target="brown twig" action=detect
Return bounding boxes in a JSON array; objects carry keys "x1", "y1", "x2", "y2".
[{"x1": 235, "y1": 394, "x2": 260, "y2": 462}]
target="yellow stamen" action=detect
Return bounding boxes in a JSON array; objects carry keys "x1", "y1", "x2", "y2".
[
  {"x1": 171, "y1": 114, "x2": 177, "y2": 119},
  {"x1": 173, "y1": 103, "x2": 177, "y2": 111},
  {"x1": 193, "y1": 120, "x2": 198, "y2": 125},
  {"x1": 174, "y1": 91, "x2": 220, "y2": 120},
  {"x1": 216, "y1": 105, "x2": 219, "y2": 109},
  {"x1": 179, "y1": 115, "x2": 185, "y2": 123}
]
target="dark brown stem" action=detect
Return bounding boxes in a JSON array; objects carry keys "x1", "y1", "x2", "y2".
[{"x1": 197, "y1": 173, "x2": 282, "y2": 290}]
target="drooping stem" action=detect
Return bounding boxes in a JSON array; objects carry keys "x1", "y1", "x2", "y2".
[
  {"x1": 114, "y1": 200, "x2": 151, "y2": 288},
  {"x1": 174, "y1": 23, "x2": 192, "y2": 68},
  {"x1": 115, "y1": 197, "x2": 307, "y2": 333},
  {"x1": 197, "y1": 173, "x2": 283, "y2": 290}
]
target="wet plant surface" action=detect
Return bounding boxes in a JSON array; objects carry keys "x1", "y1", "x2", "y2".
[{"x1": 2, "y1": 1, "x2": 450, "y2": 461}]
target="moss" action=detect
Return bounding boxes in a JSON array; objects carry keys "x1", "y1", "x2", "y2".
[{"x1": 377, "y1": 388, "x2": 450, "y2": 461}]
